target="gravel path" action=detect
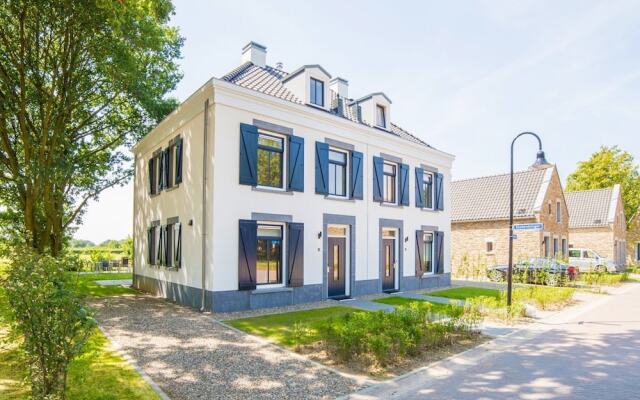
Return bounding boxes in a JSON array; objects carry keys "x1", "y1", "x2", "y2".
[{"x1": 91, "y1": 295, "x2": 363, "y2": 400}]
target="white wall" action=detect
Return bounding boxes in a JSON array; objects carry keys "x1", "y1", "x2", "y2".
[
  {"x1": 132, "y1": 83, "x2": 213, "y2": 292},
  {"x1": 132, "y1": 79, "x2": 454, "y2": 295},
  {"x1": 209, "y1": 81, "x2": 453, "y2": 292}
]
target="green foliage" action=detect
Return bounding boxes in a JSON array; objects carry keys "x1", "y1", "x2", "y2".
[
  {"x1": 578, "y1": 271, "x2": 631, "y2": 287},
  {"x1": 68, "y1": 239, "x2": 96, "y2": 248},
  {"x1": 512, "y1": 285, "x2": 574, "y2": 310},
  {"x1": 0, "y1": 0, "x2": 183, "y2": 254},
  {"x1": 3, "y1": 249, "x2": 96, "y2": 399},
  {"x1": 566, "y1": 146, "x2": 640, "y2": 226},
  {"x1": 322, "y1": 302, "x2": 478, "y2": 366}
]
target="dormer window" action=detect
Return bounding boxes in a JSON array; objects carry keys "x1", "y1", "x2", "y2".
[
  {"x1": 376, "y1": 104, "x2": 386, "y2": 128},
  {"x1": 310, "y1": 78, "x2": 324, "y2": 107}
]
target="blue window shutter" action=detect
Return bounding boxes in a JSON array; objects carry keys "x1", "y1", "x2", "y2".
[
  {"x1": 415, "y1": 167, "x2": 424, "y2": 208},
  {"x1": 287, "y1": 223, "x2": 304, "y2": 287},
  {"x1": 238, "y1": 219, "x2": 257, "y2": 290},
  {"x1": 287, "y1": 135, "x2": 304, "y2": 192},
  {"x1": 350, "y1": 151, "x2": 363, "y2": 200},
  {"x1": 372, "y1": 156, "x2": 384, "y2": 201},
  {"x1": 435, "y1": 172, "x2": 444, "y2": 211},
  {"x1": 239, "y1": 123, "x2": 258, "y2": 186},
  {"x1": 415, "y1": 230, "x2": 424, "y2": 277},
  {"x1": 315, "y1": 142, "x2": 329, "y2": 194},
  {"x1": 399, "y1": 163, "x2": 410, "y2": 206},
  {"x1": 157, "y1": 153, "x2": 164, "y2": 191},
  {"x1": 148, "y1": 159, "x2": 155, "y2": 195},
  {"x1": 175, "y1": 138, "x2": 183, "y2": 184},
  {"x1": 434, "y1": 231, "x2": 444, "y2": 274},
  {"x1": 163, "y1": 148, "x2": 170, "y2": 189}
]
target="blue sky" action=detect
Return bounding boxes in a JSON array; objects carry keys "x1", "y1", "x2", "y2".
[{"x1": 74, "y1": 0, "x2": 640, "y2": 243}]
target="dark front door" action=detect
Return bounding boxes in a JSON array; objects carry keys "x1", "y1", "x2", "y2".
[
  {"x1": 328, "y1": 237, "x2": 346, "y2": 298},
  {"x1": 382, "y1": 238, "x2": 396, "y2": 292}
]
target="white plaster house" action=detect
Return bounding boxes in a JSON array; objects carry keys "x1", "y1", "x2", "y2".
[{"x1": 132, "y1": 42, "x2": 455, "y2": 312}]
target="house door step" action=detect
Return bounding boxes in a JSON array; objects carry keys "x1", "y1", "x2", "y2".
[{"x1": 329, "y1": 295, "x2": 351, "y2": 301}]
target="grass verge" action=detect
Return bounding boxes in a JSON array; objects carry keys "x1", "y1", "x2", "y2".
[
  {"x1": 69, "y1": 272, "x2": 136, "y2": 297},
  {"x1": 226, "y1": 306, "x2": 361, "y2": 347},
  {"x1": 428, "y1": 287, "x2": 501, "y2": 300},
  {"x1": 372, "y1": 296, "x2": 462, "y2": 316}
]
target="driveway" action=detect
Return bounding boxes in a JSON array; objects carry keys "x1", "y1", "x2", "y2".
[
  {"x1": 92, "y1": 296, "x2": 362, "y2": 400},
  {"x1": 347, "y1": 283, "x2": 640, "y2": 400}
]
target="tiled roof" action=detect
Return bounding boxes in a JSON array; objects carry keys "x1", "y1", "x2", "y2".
[
  {"x1": 452, "y1": 168, "x2": 548, "y2": 222},
  {"x1": 565, "y1": 188, "x2": 614, "y2": 228},
  {"x1": 220, "y1": 62, "x2": 432, "y2": 148}
]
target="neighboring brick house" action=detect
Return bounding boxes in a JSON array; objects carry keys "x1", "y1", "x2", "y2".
[
  {"x1": 566, "y1": 185, "x2": 627, "y2": 266},
  {"x1": 627, "y1": 210, "x2": 640, "y2": 265},
  {"x1": 451, "y1": 165, "x2": 569, "y2": 269}
]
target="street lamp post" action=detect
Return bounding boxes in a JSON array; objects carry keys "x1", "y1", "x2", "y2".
[{"x1": 508, "y1": 132, "x2": 548, "y2": 307}]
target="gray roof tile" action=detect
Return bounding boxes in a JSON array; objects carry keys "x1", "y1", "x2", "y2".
[
  {"x1": 565, "y1": 188, "x2": 614, "y2": 228},
  {"x1": 452, "y1": 169, "x2": 547, "y2": 222},
  {"x1": 220, "y1": 62, "x2": 432, "y2": 148}
]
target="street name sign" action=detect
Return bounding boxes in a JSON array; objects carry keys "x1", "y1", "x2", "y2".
[{"x1": 512, "y1": 223, "x2": 544, "y2": 231}]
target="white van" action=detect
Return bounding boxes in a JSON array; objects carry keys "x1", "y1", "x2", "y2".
[{"x1": 568, "y1": 248, "x2": 617, "y2": 273}]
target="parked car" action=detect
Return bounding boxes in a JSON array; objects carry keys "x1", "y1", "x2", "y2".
[
  {"x1": 568, "y1": 248, "x2": 617, "y2": 273},
  {"x1": 487, "y1": 258, "x2": 578, "y2": 286}
]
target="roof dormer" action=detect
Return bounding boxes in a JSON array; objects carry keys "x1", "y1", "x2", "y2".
[
  {"x1": 282, "y1": 65, "x2": 332, "y2": 110},
  {"x1": 351, "y1": 93, "x2": 392, "y2": 130}
]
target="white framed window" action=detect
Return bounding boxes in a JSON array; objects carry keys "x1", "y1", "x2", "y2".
[
  {"x1": 328, "y1": 148, "x2": 349, "y2": 197},
  {"x1": 376, "y1": 104, "x2": 386, "y2": 128},
  {"x1": 256, "y1": 130, "x2": 286, "y2": 190},
  {"x1": 422, "y1": 171, "x2": 434, "y2": 209},
  {"x1": 256, "y1": 223, "x2": 286, "y2": 288},
  {"x1": 383, "y1": 162, "x2": 397, "y2": 204},
  {"x1": 422, "y1": 232, "x2": 434, "y2": 274},
  {"x1": 310, "y1": 78, "x2": 324, "y2": 107}
]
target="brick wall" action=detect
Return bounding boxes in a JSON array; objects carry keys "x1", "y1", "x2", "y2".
[
  {"x1": 569, "y1": 227, "x2": 614, "y2": 259},
  {"x1": 626, "y1": 216, "x2": 640, "y2": 265},
  {"x1": 451, "y1": 167, "x2": 570, "y2": 275}
]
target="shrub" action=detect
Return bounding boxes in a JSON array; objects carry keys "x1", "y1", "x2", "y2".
[
  {"x1": 3, "y1": 248, "x2": 95, "y2": 399},
  {"x1": 579, "y1": 271, "x2": 630, "y2": 287},
  {"x1": 512, "y1": 285, "x2": 574, "y2": 310},
  {"x1": 322, "y1": 302, "x2": 478, "y2": 366}
]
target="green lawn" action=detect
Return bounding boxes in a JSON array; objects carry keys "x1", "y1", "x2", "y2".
[
  {"x1": 70, "y1": 272, "x2": 136, "y2": 297},
  {"x1": 372, "y1": 296, "x2": 462, "y2": 315},
  {"x1": 1, "y1": 268, "x2": 158, "y2": 399},
  {"x1": 428, "y1": 287, "x2": 501, "y2": 300},
  {"x1": 227, "y1": 306, "x2": 364, "y2": 347}
]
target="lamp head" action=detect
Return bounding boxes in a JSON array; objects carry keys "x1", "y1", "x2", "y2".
[{"x1": 534, "y1": 150, "x2": 548, "y2": 166}]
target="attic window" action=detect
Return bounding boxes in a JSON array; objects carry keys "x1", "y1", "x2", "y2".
[
  {"x1": 310, "y1": 78, "x2": 324, "y2": 107},
  {"x1": 594, "y1": 219, "x2": 602, "y2": 225},
  {"x1": 376, "y1": 105, "x2": 386, "y2": 128},
  {"x1": 517, "y1": 208, "x2": 527, "y2": 215}
]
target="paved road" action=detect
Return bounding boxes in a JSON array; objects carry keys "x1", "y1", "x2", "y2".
[{"x1": 348, "y1": 283, "x2": 640, "y2": 400}]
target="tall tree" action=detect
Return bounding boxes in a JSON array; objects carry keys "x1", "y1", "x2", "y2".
[
  {"x1": 0, "y1": 0, "x2": 183, "y2": 255},
  {"x1": 566, "y1": 146, "x2": 640, "y2": 226}
]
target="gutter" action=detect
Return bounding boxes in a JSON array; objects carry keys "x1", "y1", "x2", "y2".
[{"x1": 200, "y1": 98, "x2": 209, "y2": 312}]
